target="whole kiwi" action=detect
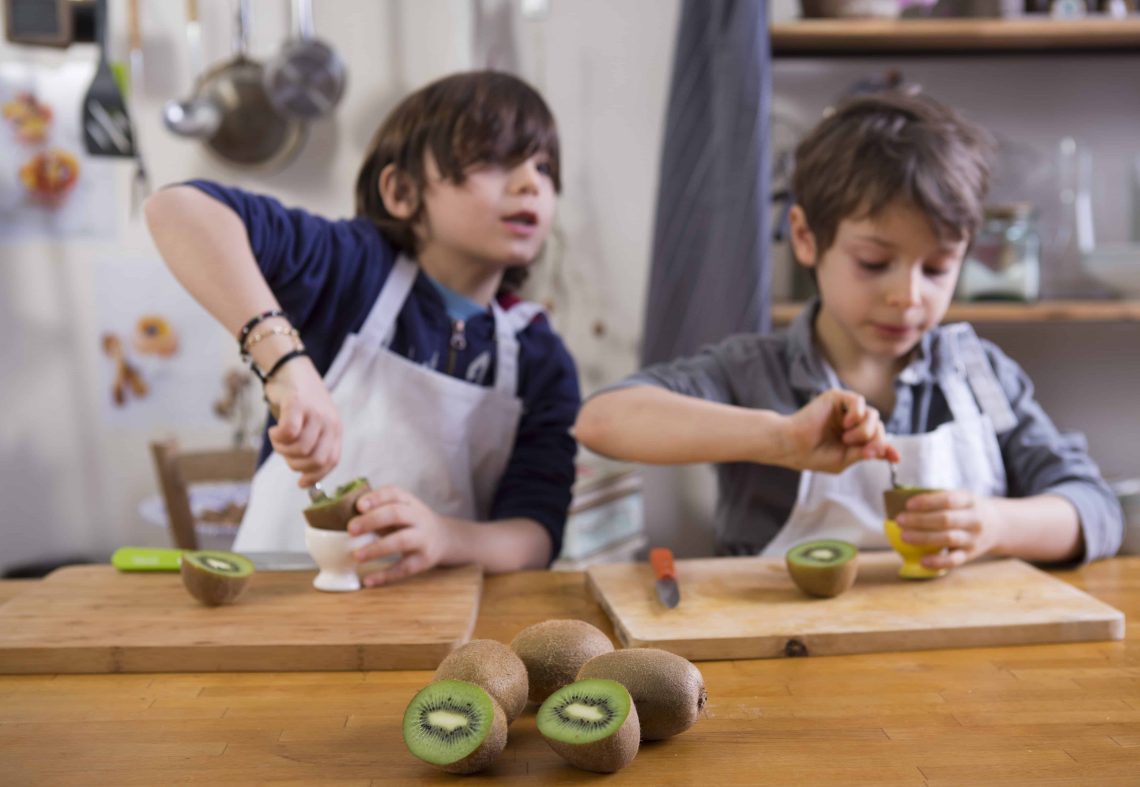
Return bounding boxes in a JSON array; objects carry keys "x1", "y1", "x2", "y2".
[
  {"x1": 510, "y1": 619, "x2": 615, "y2": 704},
  {"x1": 402, "y1": 679, "x2": 507, "y2": 775},
  {"x1": 577, "y1": 648, "x2": 707, "y2": 740},
  {"x1": 433, "y1": 639, "x2": 529, "y2": 723}
]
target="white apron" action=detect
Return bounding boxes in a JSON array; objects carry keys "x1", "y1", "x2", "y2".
[
  {"x1": 761, "y1": 324, "x2": 1014, "y2": 556},
  {"x1": 234, "y1": 256, "x2": 539, "y2": 552}
]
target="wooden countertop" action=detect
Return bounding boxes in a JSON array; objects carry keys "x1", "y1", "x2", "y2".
[{"x1": 3, "y1": 558, "x2": 1138, "y2": 784}]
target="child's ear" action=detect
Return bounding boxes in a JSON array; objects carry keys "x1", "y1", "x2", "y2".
[
  {"x1": 378, "y1": 164, "x2": 419, "y2": 220},
  {"x1": 788, "y1": 205, "x2": 818, "y2": 269}
]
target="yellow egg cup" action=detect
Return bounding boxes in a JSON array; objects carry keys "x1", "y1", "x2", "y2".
[{"x1": 883, "y1": 487, "x2": 948, "y2": 580}]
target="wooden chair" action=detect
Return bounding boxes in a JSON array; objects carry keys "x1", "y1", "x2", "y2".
[{"x1": 149, "y1": 439, "x2": 258, "y2": 550}]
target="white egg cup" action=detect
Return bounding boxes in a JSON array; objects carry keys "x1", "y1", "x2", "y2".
[{"x1": 303, "y1": 525, "x2": 376, "y2": 592}]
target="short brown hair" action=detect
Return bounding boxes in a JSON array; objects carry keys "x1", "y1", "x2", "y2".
[
  {"x1": 354, "y1": 71, "x2": 561, "y2": 293},
  {"x1": 792, "y1": 92, "x2": 994, "y2": 255}
]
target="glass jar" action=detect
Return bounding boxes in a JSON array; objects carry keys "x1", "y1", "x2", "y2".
[{"x1": 957, "y1": 203, "x2": 1041, "y2": 302}]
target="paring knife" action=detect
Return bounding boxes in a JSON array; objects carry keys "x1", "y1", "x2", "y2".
[{"x1": 650, "y1": 547, "x2": 680, "y2": 609}]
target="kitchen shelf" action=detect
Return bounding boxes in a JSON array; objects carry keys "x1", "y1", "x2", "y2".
[
  {"x1": 770, "y1": 18, "x2": 1140, "y2": 56},
  {"x1": 771, "y1": 300, "x2": 1140, "y2": 325}
]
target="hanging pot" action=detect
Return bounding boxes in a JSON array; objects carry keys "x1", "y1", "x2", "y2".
[
  {"x1": 197, "y1": 0, "x2": 306, "y2": 171},
  {"x1": 263, "y1": 0, "x2": 347, "y2": 120}
]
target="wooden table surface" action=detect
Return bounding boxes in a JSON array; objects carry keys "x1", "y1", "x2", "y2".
[{"x1": 2, "y1": 558, "x2": 1138, "y2": 785}]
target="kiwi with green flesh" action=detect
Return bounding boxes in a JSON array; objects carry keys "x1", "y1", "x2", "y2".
[
  {"x1": 538, "y1": 678, "x2": 639, "y2": 773},
  {"x1": 433, "y1": 639, "x2": 529, "y2": 724},
  {"x1": 510, "y1": 619, "x2": 614, "y2": 704},
  {"x1": 785, "y1": 539, "x2": 858, "y2": 598},
  {"x1": 180, "y1": 550, "x2": 255, "y2": 606},
  {"x1": 576, "y1": 648, "x2": 707, "y2": 740},
  {"x1": 402, "y1": 679, "x2": 507, "y2": 774},
  {"x1": 302, "y1": 477, "x2": 371, "y2": 531}
]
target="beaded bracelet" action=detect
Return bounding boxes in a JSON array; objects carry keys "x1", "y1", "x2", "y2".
[
  {"x1": 237, "y1": 309, "x2": 288, "y2": 350},
  {"x1": 240, "y1": 325, "x2": 302, "y2": 363},
  {"x1": 253, "y1": 348, "x2": 308, "y2": 384}
]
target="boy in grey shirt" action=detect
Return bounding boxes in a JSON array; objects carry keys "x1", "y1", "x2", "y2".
[{"x1": 577, "y1": 92, "x2": 1121, "y2": 568}]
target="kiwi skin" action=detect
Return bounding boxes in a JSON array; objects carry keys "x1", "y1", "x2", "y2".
[
  {"x1": 510, "y1": 619, "x2": 615, "y2": 704},
  {"x1": 540, "y1": 679, "x2": 640, "y2": 773},
  {"x1": 433, "y1": 639, "x2": 529, "y2": 724},
  {"x1": 303, "y1": 478, "x2": 371, "y2": 531},
  {"x1": 576, "y1": 648, "x2": 707, "y2": 740},
  {"x1": 179, "y1": 551, "x2": 253, "y2": 606},
  {"x1": 785, "y1": 540, "x2": 858, "y2": 598}
]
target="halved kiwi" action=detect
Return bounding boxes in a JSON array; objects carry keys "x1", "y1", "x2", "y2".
[
  {"x1": 576, "y1": 648, "x2": 706, "y2": 740},
  {"x1": 402, "y1": 679, "x2": 507, "y2": 774},
  {"x1": 510, "y1": 619, "x2": 614, "y2": 704},
  {"x1": 433, "y1": 639, "x2": 529, "y2": 724},
  {"x1": 785, "y1": 539, "x2": 858, "y2": 598},
  {"x1": 302, "y1": 477, "x2": 371, "y2": 531},
  {"x1": 180, "y1": 550, "x2": 254, "y2": 606},
  {"x1": 537, "y1": 678, "x2": 639, "y2": 773}
]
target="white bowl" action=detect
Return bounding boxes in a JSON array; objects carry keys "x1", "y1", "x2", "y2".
[
  {"x1": 1082, "y1": 245, "x2": 1140, "y2": 298},
  {"x1": 1111, "y1": 479, "x2": 1140, "y2": 556}
]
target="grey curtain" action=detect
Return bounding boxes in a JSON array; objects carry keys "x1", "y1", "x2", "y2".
[{"x1": 641, "y1": 0, "x2": 772, "y2": 367}]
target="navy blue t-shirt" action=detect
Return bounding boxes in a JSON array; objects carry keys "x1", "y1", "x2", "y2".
[{"x1": 187, "y1": 180, "x2": 580, "y2": 561}]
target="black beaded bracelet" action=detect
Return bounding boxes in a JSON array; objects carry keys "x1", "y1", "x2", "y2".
[
  {"x1": 254, "y1": 348, "x2": 308, "y2": 384},
  {"x1": 237, "y1": 309, "x2": 288, "y2": 350}
]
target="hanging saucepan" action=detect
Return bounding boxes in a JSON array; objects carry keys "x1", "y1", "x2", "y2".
[
  {"x1": 263, "y1": 0, "x2": 347, "y2": 119},
  {"x1": 197, "y1": 0, "x2": 306, "y2": 171}
]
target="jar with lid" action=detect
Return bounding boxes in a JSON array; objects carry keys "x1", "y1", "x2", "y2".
[{"x1": 956, "y1": 203, "x2": 1041, "y2": 302}]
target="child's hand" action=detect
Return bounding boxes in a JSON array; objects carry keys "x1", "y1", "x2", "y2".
[
  {"x1": 347, "y1": 485, "x2": 455, "y2": 586},
  {"x1": 781, "y1": 390, "x2": 900, "y2": 473},
  {"x1": 895, "y1": 490, "x2": 1006, "y2": 570},
  {"x1": 265, "y1": 357, "x2": 343, "y2": 487}
]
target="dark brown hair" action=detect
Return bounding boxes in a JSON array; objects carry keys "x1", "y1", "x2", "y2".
[
  {"x1": 355, "y1": 71, "x2": 561, "y2": 294},
  {"x1": 792, "y1": 91, "x2": 995, "y2": 257}
]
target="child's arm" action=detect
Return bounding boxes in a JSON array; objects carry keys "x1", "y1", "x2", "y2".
[
  {"x1": 576, "y1": 385, "x2": 897, "y2": 474},
  {"x1": 144, "y1": 186, "x2": 341, "y2": 486},
  {"x1": 896, "y1": 340, "x2": 1121, "y2": 566},
  {"x1": 346, "y1": 485, "x2": 551, "y2": 585}
]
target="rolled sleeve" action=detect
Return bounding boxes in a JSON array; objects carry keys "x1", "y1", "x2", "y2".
[{"x1": 987, "y1": 342, "x2": 1123, "y2": 562}]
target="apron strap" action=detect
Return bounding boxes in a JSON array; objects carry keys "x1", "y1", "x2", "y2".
[
  {"x1": 358, "y1": 255, "x2": 419, "y2": 348},
  {"x1": 943, "y1": 323, "x2": 1018, "y2": 433},
  {"x1": 491, "y1": 301, "x2": 543, "y2": 396}
]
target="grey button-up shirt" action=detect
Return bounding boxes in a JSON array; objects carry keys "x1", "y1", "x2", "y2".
[{"x1": 602, "y1": 300, "x2": 1122, "y2": 562}]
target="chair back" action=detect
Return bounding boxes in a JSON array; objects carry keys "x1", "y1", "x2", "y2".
[{"x1": 149, "y1": 439, "x2": 257, "y2": 549}]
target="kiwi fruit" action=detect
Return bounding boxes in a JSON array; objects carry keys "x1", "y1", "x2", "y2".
[
  {"x1": 510, "y1": 619, "x2": 614, "y2": 704},
  {"x1": 576, "y1": 648, "x2": 706, "y2": 740},
  {"x1": 433, "y1": 639, "x2": 529, "y2": 724},
  {"x1": 537, "y1": 678, "x2": 639, "y2": 773},
  {"x1": 402, "y1": 679, "x2": 507, "y2": 774},
  {"x1": 180, "y1": 550, "x2": 254, "y2": 606},
  {"x1": 785, "y1": 539, "x2": 858, "y2": 598},
  {"x1": 302, "y1": 477, "x2": 371, "y2": 531}
]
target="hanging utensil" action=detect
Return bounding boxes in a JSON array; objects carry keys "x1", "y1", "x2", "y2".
[
  {"x1": 82, "y1": 0, "x2": 135, "y2": 157},
  {"x1": 126, "y1": 0, "x2": 150, "y2": 213},
  {"x1": 264, "y1": 0, "x2": 347, "y2": 120},
  {"x1": 198, "y1": 0, "x2": 306, "y2": 171},
  {"x1": 162, "y1": 0, "x2": 222, "y2": 138}
]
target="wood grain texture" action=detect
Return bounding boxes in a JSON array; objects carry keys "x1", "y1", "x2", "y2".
[
  {"x1": 0, "y1": 564, "x2": 482, "y2": 673},
  {"x1": 1, "y1": 559, "x2": 1138, "y2": 784},
  {"x1": 587, "y1": 554, "x2": 1124, "y2": 660}
]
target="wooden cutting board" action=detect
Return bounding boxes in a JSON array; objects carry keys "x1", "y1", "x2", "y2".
[
  {"x1": 587, "y1": 554, "x2": 1124, "y2": 661},
  {"x1": 0, "y1": 564, "x2": 482, "y2": 674}
]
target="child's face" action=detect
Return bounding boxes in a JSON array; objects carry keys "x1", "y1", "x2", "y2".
[
  {"x1": 792, "y1": 200, "x2": 968, "y2": 363},
  {"x1": 416, "y1": 152, "x2": 557, "y2": 269}
]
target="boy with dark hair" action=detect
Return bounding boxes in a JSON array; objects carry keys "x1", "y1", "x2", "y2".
[
  {"x1": 577, "y1": 92, "x2": 1121, "y2": 567},
  {"x1": 146, "y1": 71, "x2": 579, "y2": 584}
]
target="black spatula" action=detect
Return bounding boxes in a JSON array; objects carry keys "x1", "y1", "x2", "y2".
[{"x1": 82, "y1": 0, "x2": 135, "y2": 157}]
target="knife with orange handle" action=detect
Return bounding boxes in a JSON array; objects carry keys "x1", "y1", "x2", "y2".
[{"x1": 650, "y1": 547, "x2": 680, "y2": 608}]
